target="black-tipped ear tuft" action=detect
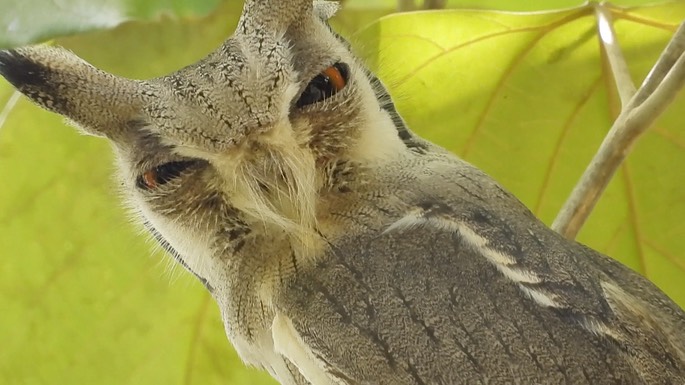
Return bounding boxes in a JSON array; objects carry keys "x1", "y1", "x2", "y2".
[
  {"x1": 0, "y1": 46, "x2": 144, "y2": 140},
  {"x1": 0, "y1": 49, "x2": 50, "y2": 89},
  {"x1": 0, "y1": 49, "x2": 67, "y2": 113}
]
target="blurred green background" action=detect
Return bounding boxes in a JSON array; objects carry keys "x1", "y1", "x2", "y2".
[{"x1": 1, "y1": 0, "x2": 684, "y2": 384}]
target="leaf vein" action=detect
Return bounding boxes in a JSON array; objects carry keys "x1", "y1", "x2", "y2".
[
  {"x1": 184, "y1": 293, "x2": 212, "y2": 385},
  {"x1": 621, "y1": 163, "x2": 648, "y2": 276},
  {"x1": 534, "y1": 76, "x2": 603, "y2": 216},
  {"x1": 644, "y1": 239, "x2": 685, "y2": 274},
  {"x1": 461, "y1": 8, "x2": 593, "y2": 157},
  {"x1": 653, "y1": 126, "x2": 685, "y2": 150},
  {"x1": 394, "y1": 8, "x2": 592, "y2": 86},
  {"x1": 611, "y1": 10, "x2": 680, "y2": 32}
]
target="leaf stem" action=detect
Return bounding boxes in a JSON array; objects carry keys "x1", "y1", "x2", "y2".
[{"x1": 552, "y1": 19, "x2": 685, "y2": 239}]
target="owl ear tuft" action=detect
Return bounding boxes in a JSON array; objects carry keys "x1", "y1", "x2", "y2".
[
  {"x1": 0, "y1": 46, "x2": 143, "y2": 139},
  {"x1": 314, "y1": 1, "x2": 340, "y2": 20},
  {"x1": 239, "y1": 0, "x2": 314, "y2": 33}
]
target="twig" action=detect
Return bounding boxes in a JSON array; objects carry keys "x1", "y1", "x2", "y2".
[
  {"x1": 594, "y1": 4, "x2": 636, "y2": 107},
  {"x1": 552, "y1": 18, "x2": 685, "y2": 239},
  {"x1": 633, "y1": 21, "x2": 685, "y2": 106},
  {"x1": 398, "y1": 0, "x2": 446, "y2": 13},
  {"x1": 398, "y1": 0, "x2": 415, "y2": 12},
  {"x1": 0, "y1": 90, "x2": 20, "y2": 135},
  {"x1": 423, "y1": 0, "x2": 447, "y2": 10}
]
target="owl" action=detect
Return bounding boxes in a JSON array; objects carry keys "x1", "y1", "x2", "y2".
[{"x1": 1, "y1": 0, "x2": 683, "y2": 383}]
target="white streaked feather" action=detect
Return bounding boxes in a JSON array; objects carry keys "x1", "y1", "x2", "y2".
[
  {"x1": 272, "y1": 313, "x2": 342, "y2": 385},
  {"x1": 385, "y1": 213, "x2": 556, "y2": 305},
  {"x1": 578, "y1": 315, "x2": 622, "y2": 340},
  {"x1": 518, "y1": 285, "x2": 561, "y2": 308},
  {"x1": 456, "y1": 223, "x2": 516, "y2": 266},
  {"x1": 499, "y1": 265, "x2": 542, "y2": 284}
]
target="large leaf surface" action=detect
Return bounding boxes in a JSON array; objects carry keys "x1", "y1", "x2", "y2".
[
  {"x1": 347, "y1": 0, "x2": 656, "y2": 10},
  {"x1": 0, "y1": 1, "x2": 684, "y2": 384},
  {"x1": 0, "y1": 0, "x2": 667, "y2": 49},
  {"x1": 0, "y1": 0, "x2": 222, "y2": 48}
]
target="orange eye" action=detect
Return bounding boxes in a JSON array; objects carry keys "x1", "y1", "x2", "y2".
[
  {"x1": 141, "y1": 169, "x2": 159, "y2": 189},
  {"x1": 322, "y1": 64, "x2": 347, "y2": 92},
  {"x1": 136, "y1": 161, "x2": 198, "y2": 190},
  {"x1": 296, "y1": 62, "x2": 350, "y2": 108}
]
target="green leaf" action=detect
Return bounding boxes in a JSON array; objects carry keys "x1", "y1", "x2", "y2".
[
  {"x1": 0, "y1": 0, "x2": 222, "y2": 48},
  {"x1": 0, "y1": 0, "x2": 662, "y2": 49},
  {"x1": 344, "y1": 0, "x2": 662, "y2": 12},
  {"x1": 357, "y1": 1, "x2": 685, "y2": 305},
  {"x1": 1, "y1": 1, "x2": 684, "y2": 385},
  {"x1": 443, "y1": 0, "x2": 663, "y2": 10}
]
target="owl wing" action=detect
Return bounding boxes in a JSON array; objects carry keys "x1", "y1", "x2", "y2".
[{"x1": 275, "y1": 159, "x2": 685, "y2": 385}]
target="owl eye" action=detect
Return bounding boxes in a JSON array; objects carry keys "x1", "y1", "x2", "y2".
[
  {"x1": 137, "y1": 161, "x2": 197, "y2": 190},
  {"x1": 296, "y1": 62, "x2": 349, "y2": 108}
]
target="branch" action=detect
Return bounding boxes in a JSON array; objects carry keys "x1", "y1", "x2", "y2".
[
  {"x1": 398, "y1": 0, "x2": 415, "y2": 12},
  {"x1": 594, "y1": 4, "x2": 636, "y2": 107},
  {"x1": 423, "y1": 0, "x2": 447, "y2": 10},
  {"x1": 633, "y1": 21, "x2": 685, "y2": 106},
  {"x1": 552, "y1": 17, "x2": 685, "y2": 239}
]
